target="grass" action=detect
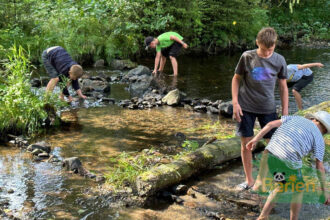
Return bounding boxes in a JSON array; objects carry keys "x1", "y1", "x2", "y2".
[{"x1": 0, "y1": 45, "x2": 65, "y2": 138}]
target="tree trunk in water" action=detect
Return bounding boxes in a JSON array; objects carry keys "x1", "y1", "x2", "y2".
[{"x1": 136, "y1": 137, "x2": 265, "y2": 197}]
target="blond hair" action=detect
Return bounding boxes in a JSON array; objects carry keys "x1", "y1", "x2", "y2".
[
  {"x1": 69, "y1": 64, "x2": 83, "y2": 78},
  {"x1": 257, "y1": 27, "x2": 277, "y2": 48}
]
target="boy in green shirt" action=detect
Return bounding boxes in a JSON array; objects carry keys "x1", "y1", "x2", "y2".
[{"x1": 145, "y1": 32, "x2": 188, "y2": 76}]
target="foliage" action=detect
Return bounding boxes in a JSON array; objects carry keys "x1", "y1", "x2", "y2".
[
  {"x1": 182, "y1": 140, "x2": 200, "y2": 151},
  {"x1": 0, "y1": 0, "x2": 328, "y2": 62},
  {"x1": 0, "y1": 45, "x2": 63, "y2": 136},
  {"x1": 268, "y1": 0, "x2": 329, "y2": 41},
  {"x1": 105, "y1": 149, "x2": 159, "y2": 189}
]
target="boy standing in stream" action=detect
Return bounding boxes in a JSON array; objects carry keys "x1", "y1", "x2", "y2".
[
  {"x1": 231, "y1": 27, "x2": 289, "y2": 190},
  {"x1": 144, "y1": 32, "x2": 188, "y2": 76}
]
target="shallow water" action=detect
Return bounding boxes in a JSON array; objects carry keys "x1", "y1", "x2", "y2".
[
  {"x1": 137, "y1": 47, "x2": 330, "y2": 112},
  {"x1": 1, "y1": 47, "x2": 329, "y2": 219}
]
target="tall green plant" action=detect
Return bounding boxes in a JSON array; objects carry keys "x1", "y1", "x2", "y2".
[{"x1": 0, "y1": 45, "x2": 61, "y2": 136}]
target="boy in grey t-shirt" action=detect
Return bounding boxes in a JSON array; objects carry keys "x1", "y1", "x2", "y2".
[{"x1": 231, "y1": 27, "x2": 289, "y2": 190}]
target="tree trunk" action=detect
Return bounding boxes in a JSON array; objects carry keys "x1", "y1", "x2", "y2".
[{"x1": 136, "y1": 137, "x2": 265, "y2": 197}]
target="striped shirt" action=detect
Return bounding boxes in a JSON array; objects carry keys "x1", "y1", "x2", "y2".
[{"x1": 266, "y1": 115, "x2": 325, "y2": 169}]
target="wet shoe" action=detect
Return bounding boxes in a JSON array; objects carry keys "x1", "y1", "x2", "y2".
[{"x1": 236, "y1": 182, "x2": 253, "y2": 191}]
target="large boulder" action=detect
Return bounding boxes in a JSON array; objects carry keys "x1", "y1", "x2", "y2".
[
  {"x1": 27, "y1": 141, "x2": 51, "y2": 153},
  {"x1": 129, "y1": 74, "x2": 153, "y2": 97},
  {"x1": 93, "y1": 59, "x2": 105, "y2": 67},
  {"x1": 122, "y1": 65, "x2": 151, "y2": 82},
  {"x1": 80, "y1": 78, "x2": 111, "y2": 93},
  {"x1": 162, "y1": 89, "x2": 180, "y2": 106},
  {"x1": 110, "y1": 59, "x2": 137, "y2": 70},
  {"x1": 219, "y1": 101, "x2": 233, "y2": 118}
]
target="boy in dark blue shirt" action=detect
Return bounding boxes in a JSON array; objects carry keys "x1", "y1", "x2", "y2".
[{"x1": 42, "y1": 46, "x2": 86, "y2": 102}]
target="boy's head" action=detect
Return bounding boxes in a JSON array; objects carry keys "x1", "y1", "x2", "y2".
[
  {"x1": 145, "y1": 36, "x2": 158, "y2": 49},
  {"x1": 69, "y1": 64, "x2": 83, "y2": 80},
  {"x1": 256, "y1": 27, "x2": 277, "y2": 58},
  {"x1": 307, "y1": 111, "x2": 330, "y2": 134}
]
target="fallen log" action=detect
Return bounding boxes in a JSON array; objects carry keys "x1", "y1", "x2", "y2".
[
  {"x1": 299, "y1": 100, "x2": 330, "y2": 115},
  {"x1": 136, "y1": 137, "x2": 265, "y2": 197},
  {"x1": 136, "y1": 101, "x2": 330, "y2": 197}
]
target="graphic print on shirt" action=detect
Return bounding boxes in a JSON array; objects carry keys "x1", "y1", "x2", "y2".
[{"x1": 251, "y1": 67, "x2": 274, "y2": 81}]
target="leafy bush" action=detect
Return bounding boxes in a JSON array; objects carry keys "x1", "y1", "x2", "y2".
[{"x1": 0, "y1": 45, "x2": 62, "y2": 136}]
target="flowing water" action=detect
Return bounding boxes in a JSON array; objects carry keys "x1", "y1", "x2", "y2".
[{"x1": 1, "y1": 47, "x2": 329, "y2": 219}]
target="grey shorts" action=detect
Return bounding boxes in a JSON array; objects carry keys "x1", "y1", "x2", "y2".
[{"x1": 42, "y1": 50, "x2": 59, "y2": 78}]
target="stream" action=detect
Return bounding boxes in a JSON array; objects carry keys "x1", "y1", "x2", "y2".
[{"x1": 0, "y1": 47, "x2": 329, "y2": 219}]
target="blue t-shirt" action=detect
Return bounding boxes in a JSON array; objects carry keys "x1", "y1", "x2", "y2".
[{"x1": 287, "y1": 64, "x2": 313, "y2": 82}]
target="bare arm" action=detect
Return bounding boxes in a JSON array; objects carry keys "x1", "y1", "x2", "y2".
[
  {"x1": 316, "y1": 159, "x2": 329, "y2": 205},
  {"x1": 76, "y1": 89, "x2": 86, "y2": 99},
  {"x1": 46, "y1": 77, "x2": 59, "y2": 93},
  {"x1": 246, "y1": 119, "x2": 282, "y2": 150},
  {"x1": 153, "y1": 52, "x2": 161, "y2": 74},
  {"x1": 278, "y1": 78, "x2": 289, "y2": 116},
  {"x1": 297, "y1": 63, "x2": 324, "y2": 70},
  {"x1": 170, "y1": 36, "x2": 188, "y2": 48},
  {"x1": 231, "y1": 74, "x2": 243, "y2": 122}
]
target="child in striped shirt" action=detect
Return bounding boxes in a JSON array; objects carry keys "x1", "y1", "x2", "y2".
[{"x1": 246, "y1": 111, "x2": 330, "y2": 220}]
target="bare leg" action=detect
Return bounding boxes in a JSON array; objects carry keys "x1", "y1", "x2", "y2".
[
  {"x1": 292, "y1": 89, "x2": 303, "y2": 110},
  {"x1": 258, "y1": 187, "x2": 281, "y2": 220},
  {"x1": 159, "y1": 55, "x2": 166, "y2": 72},
  {"x1": 290, "y1": 192, "x2": 303, "y2": 220},
  {"x1": 241, "y1": 136, "x2": 255, "y2": 187},
  {"x1": 253, "y1": 150, "x2": 270, "y2": 192},
  {"x1": 169, "y1": 56, "x2": 178, "y2": 76}
]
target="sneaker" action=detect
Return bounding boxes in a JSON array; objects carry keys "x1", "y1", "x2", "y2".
[{"x1": 236, "y1": 182, "x2": 253, "y2": 191}]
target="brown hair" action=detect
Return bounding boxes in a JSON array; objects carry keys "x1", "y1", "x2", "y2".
[
  {"x1": 256, "y1": 27, "x2": 277, "y2": 48},
  {"x1": 69, "y1": 65, "x2": 83, "y2": 78}
]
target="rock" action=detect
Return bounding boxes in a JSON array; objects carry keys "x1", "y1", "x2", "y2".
[
  {"x1": 31, "y1": 148, "x2": 44, "y2": 156},
  {"x1": 80, "y1": 79, "x2": 111, "y2": 93},
  {"x1": 63, "y1": 157, "x2": 83, "y2": 174},
  {"x1": 93, "y1": 59, "x2": 105, "y2": 67},
  {"x1": 193, "y1": 105, "x2": 207, "y2": 112},
  {"x1": 162, "y1": 89, "x2": 180, "y2": 106},
  {"x1": 110, "y1": 59, "x2": 137, "y2": 70},
  {"x1": 95, "y1": 176, "x2": 106, "y2": 183},
  {"x1": 218, "y1": 101, "x2": 233, "y2": 117},
  {"x1": 212, "y1": 100, "x2": 222, "y2": 107},
  {"x1": 27, "y1": 141, "x2": 51, "y2": 153},
  {"x1": 101, "y1": 98, "x2": 115, "y2": 104},
  {"x1": 103, "y1": 85, "x2": 111, "y2": 93},
  {"x1": 122, "y1": 65, "x2": 151, "y2": 82},
  {"x1": 8, "y1": 189, "x2": 14, "y2": 194},
  {"x1": 30, "y1": 78, "x2": 41, "y2": 87},
  {"x1": 171, "y1": 184, "x2": 188, "y2": 195},
  {"x1": 129, "y1": 75, "x2": 153, "y2": 97},
  {"x1": 207, "y1": 106, "x2": 219, "y2": 114},
  {"x1": 201, "y1": 99, "x2": 211, "y2": 105},
  {"x1": 184, "y1": 104, "x2": 194, "y2": 111},
  {"x1": 118, "y1": 100, "x2": 131, "y2": 107},
  {"x1": 38, "y1": 152, "x2": 49, "y2": 158},
  {"x1": 81, "y1": 86, "x2": 95, "y2": 93}
]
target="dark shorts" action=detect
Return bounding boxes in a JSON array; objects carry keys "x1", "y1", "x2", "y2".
[
  {"x1": 287, "y1": 74, "x2": 313, "y2": 92},
  {"x1": 236, "y1": 111, "x2": 278, "y2": 138},
  {"x1": 267, "y1": 152, "x2": 304, "y2": 185},
  {"x1": 42, "y1": 49, "x2": 59, "y2": 78},
  {"x1": 161, "y1": 42, "x2": 182, "y2": 58}
]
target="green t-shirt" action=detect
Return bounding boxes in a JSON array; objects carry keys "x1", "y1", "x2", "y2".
[{"x1": 156, "y1": 32, "x2": 183, "y2": 52}]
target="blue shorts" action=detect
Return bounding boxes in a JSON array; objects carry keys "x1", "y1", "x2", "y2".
[{"x1": 236, "y1": 111, "x2": 278, "y2": 138}]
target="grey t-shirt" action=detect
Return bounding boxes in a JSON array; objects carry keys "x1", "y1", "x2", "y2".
[{"x1": 235, "y1": 49, "x2": 287, "y2": 114}]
